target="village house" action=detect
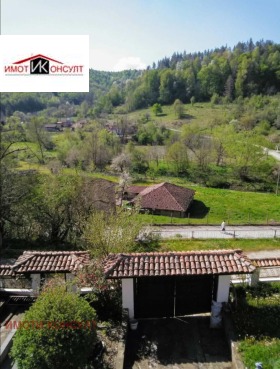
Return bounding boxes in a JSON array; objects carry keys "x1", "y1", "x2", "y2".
[
  {"x1": 127, "y1": 182, "x2": 195, "y2": 218},
  {"x1": 44, "y1": 123, "x2": 62, "y2": 132}
]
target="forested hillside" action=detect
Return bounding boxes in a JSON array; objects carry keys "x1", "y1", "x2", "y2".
[
  {"x1": 120, "y1": 39, "x2": 280, "y2": 111},
  {"x1": 0, "y1": 69, "x2": 142, "y2": 117},
  {"x1": 2, "y1": 39, "x2": 280, "y2": 119}
]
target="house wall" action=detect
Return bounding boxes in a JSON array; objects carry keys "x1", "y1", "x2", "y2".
[
  {"x1": 121, "y1": 278, "x2": 134, "y2": 319},
  {"x1": 152, "y1": 209, "x2": 184, "y2": 218},
  {"x1": 216, "y1": 275, "x2": 231, "y2": 302}
]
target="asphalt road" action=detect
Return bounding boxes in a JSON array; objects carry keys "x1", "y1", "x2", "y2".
[{"x1": 153, "y1": 225, "x2": 280, "y2": 239}]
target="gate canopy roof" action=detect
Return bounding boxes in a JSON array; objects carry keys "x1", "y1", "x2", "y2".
[
  {"x1": 7, "y1": 251, "x2": 90, "y2": 274},
  {"x1": 104, "y1": 249, "x2": 255, "y2": 279}
]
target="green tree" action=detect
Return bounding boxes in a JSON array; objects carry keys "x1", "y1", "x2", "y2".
[
  {"x1": 173, "y1": 99, "x2": 184, "y2": 118},
  {"x1": 82, "y1": 126, "x2": 120, "y2": 170},
  {"x1": 152, "y1": 103, "x2": 163, "y2": 116},
  {"x1": 25, "y1": 117, "x2": 53, "y2": 164},
  {"x1": 82, "y1": 209, "x2": 143, "y2": 257},
  {"x1": 31, "y1": 174, "x2": 81, "y2": 243},
  {"x1": 159, "y1": 69, "x2": 175, "y2": 104},
  {"x1": 166, "y1": 141, "x2": 189, "y2": 175},
  {"x1": 11, "y1": 285, "x2": 97, "y2": 369},
  {"x1": 0, "y1": 123, "x2": 35, "y2": 251}
]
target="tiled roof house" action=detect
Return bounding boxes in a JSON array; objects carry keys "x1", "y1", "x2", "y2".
[{"x1": 130, "y1": 182, "x2": 195, "y2": 217}]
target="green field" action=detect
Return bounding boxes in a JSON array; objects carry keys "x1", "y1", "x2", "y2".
[
  {"x1": 121, "y1": 101, "x2": 233, "y2": 130},
  {"x1": 135, "y1": 179, "x2": 280, "y2": 225}
]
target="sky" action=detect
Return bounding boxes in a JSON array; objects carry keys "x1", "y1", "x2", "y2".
[{"x1": 1, "y1": 0, "x2": 280, "y2": 71}]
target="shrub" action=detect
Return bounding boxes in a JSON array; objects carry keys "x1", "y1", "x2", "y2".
[{"x1": 11, "y1": 286, "x2": 97, "y2": 369}]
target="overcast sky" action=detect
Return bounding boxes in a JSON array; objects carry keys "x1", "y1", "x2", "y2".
[{"x1": 1, "y1": 0, "x2": 280, "y2": 71}]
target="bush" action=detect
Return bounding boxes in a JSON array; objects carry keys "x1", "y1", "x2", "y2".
[{"x1": 11, "y1": 285, "x2": 97, "y2": 369}]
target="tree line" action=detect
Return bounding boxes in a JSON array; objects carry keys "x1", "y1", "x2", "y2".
[
  {"x1": 105, "y1": 39, "x2": 280, "y2": 112},
  {"x1": 2, "y1": 39, "x2": 280, "y2": 118}
]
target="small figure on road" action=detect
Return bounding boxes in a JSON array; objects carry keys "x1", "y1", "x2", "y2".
[{"x1": 221, "y1": 221, "x2": 226, "y2": 231}]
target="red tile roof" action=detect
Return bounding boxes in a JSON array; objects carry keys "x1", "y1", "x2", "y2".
[
  {"x1": 12, "y1": 251, "x2": 90, "y2": 274},
  {"x1": 132, "y1": 182, "x2": 195, "y2": 212},
  {"x1": 252, "y1": 258, "x2": 280, "y2": 268},
  {"x1": 127, "y1": 186, "x2": 147, "y2": 194},
  {"x1": 0, "y1": 265, "x2": 16, "y2": 277},
  {"x1": 104, "y1": 250, "x2": 255, "y2": 278}
]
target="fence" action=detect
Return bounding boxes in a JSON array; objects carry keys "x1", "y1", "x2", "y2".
[{"x1": 154, "y1": 227, "x2": 280, "y2": 239}]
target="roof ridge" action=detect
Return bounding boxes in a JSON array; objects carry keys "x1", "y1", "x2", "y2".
[
  {"x1": 12, "y1": 253, "x2": 34, "y2": 270},
  {"x1": 104, "y1": 254, "x2": 124, "y2": 277},
  {"x1": 109, "y1": 249, "x2": 243, "y2": 257},
  {"x1": 21, "y1": 250, "x2": 88, "y2": 255},
  {"x1": 138, "y1": 182, "x2": 165, "y2": 195},
  {"x1": 162, "y1": 184, "x2": 185, "y2": 212}
]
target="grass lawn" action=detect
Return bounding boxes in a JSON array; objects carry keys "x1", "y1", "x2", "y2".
[
  {"x1": 158, "y1": 238, "x2": 280, "y2": 252},
  {"x1": 136, "y1": 181, "x2": 280, "y2": 225},
  {"x1": 122, "y1": 101, "x2": 232, "y2": 129},
  {"x1": 233, "y1": 283, "x2": 280, "y2": 369}
]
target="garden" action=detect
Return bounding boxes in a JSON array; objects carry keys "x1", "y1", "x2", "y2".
[{"x1": 231, "y1": 282, "x2": 280, "y2": 369}]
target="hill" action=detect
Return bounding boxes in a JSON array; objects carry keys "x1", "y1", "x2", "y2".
[{"x1": 0, "y1": 69, "x2": 142, "y2": 118}]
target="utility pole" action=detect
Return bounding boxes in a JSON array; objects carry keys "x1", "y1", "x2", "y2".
[{"x1": 276, "y1": 165, "x2": 280, "y2": 196}]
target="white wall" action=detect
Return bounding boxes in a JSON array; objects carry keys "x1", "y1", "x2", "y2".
[
  {"x1": 121, "y1": 278, "x2": 134, "y2": 319},
  {"x1": 216, "y1": 275, "x2": 231, "y2": 302},
  {"x1": 31, "y1": 273, "x2": 41, "y2": 295},
  {"x1": 66, "y1": 273, "x2": 78, "y2": 293},
  {"x1": 250, "y1": 269, "x2": 260, "y2": 286}
]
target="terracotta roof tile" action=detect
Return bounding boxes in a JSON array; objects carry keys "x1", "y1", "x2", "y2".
[
  {"x1": 12, "y1": 251, "x2": 90, "y2": 274},
  {"x1": 0, "y1": 264, "x2": 16, "y2": 277},
  {"x1": 127, "y1": 186, "x2": 147, "y2": 194},
  {"x1": 252, "y1": 258, "x2": 280, "y2": 268},
  {"x1": 131, "y1": 182, "x2": 195, "y2": 212},
  {"x1": 104, "y1": 249, "x2": 255, "y2": 279}
]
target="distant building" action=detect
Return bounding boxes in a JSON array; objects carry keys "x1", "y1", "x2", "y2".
[
  {"x1": 44, "y1": 123, "x2": 62, "y2": 132},
  {"x1": 128, "y1": 182, "x2": 195, "y2": 218}
]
